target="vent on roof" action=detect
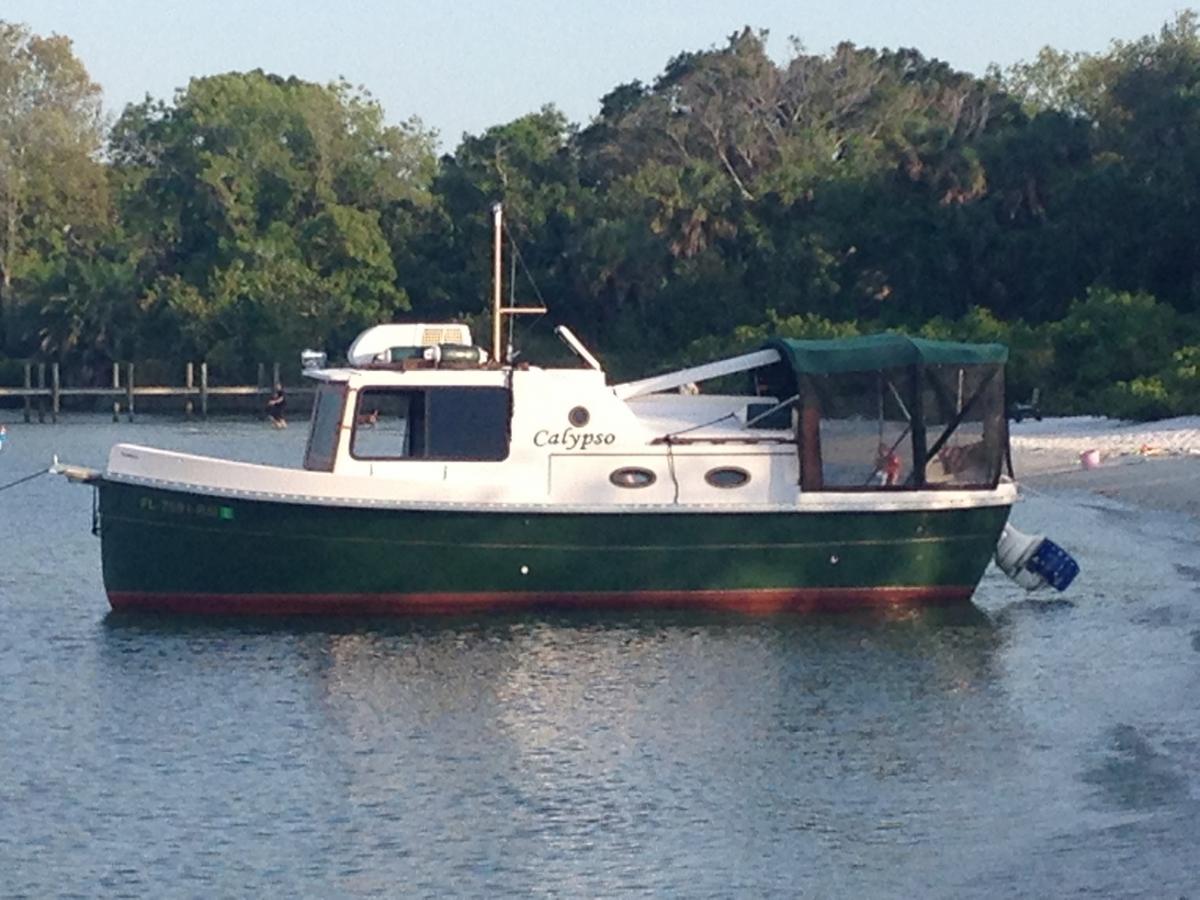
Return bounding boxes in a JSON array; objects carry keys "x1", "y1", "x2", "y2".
[{"x1": 421, "y1": 326, "x2": 464, "y2": 346}]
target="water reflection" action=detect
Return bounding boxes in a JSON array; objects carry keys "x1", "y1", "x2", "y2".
[{"x1": 95, "y1": 607, "x2": 1011, "y2": 894}]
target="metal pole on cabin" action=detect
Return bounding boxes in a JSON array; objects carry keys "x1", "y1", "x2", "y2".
[
  {"x1": 51, "y1": 363, "x2": 60, "y2": 423},
  {"x1": 492, "y1": 202, "x2": 503, "y2": 363},
  {"x1": 911, "y1": 364, "x2": 928, "y2": 488},
  {"x1": 126, "y1": 362, "x2": 134, "y2": 422},
  {"x1": 112, "y1": 362, "x2": 120, "y2": 421},
  {"x1": 22, "y1": 362, "x2": 31, "y2": 423},
  {"x1": 185, "y1": 362, "x2": 194, "y2": 419},
  {"x1": 200, "y1": 363, "x2": 208, "y2": 419},
  {"x1": 36, "y1": 363, "x2": 45, "y2": 423}
]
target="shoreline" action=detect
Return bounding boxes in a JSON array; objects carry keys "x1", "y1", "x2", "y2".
[
  {"x1": 1009, "y1": 415, "x2": 1200, "y2": 518},
  {"x1": 1014, "y1": 449, "x2": 1200, "y2": 519}
]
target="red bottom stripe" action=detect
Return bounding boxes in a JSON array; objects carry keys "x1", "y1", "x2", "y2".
[{"x1": 108, "y1": 586, "x2": 974, "y2": 616}]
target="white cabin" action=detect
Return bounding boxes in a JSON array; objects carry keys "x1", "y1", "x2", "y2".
[{"x1": 299, "y1": 324, "x2": 799, "y2": 507}]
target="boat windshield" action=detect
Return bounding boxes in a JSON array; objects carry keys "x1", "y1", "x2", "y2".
[{"x1": 304, "y1": 383, "x2": 347, "y2": 472}]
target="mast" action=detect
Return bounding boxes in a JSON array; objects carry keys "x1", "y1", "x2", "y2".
[
  {"x1": 489, "y1": 202, "x2": 547, "y2": 365},
  {"x1": 492, "y1": 203, "x2": 503, "y2": 363}
]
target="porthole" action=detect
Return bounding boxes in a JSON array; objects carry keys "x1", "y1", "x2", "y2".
[
  {"x1": 610, "y1": 467, "x2": 657, "y2": 489},
  {"x1": 705, "y1": 467, "x2": 751, "y2": 489},
  {"x1": 568, "y1": 405, "x2": 590, "y2": 427}
]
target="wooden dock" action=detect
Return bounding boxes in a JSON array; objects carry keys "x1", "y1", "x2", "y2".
[{"x1": 0, "y1": 361, "x2": 313, "y2": 423}]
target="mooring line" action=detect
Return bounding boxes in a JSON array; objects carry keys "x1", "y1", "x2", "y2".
[{"x1": 0, "y1": 468, "x2": 49, "y2": 493}]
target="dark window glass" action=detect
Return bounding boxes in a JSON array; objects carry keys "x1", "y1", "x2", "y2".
[
  {"x1": 428, "y1": 387, "x2": 509, "y2": 460},
  {"x1": 568, "y1": 406, "x2": 590, "y2": 427},
  {"x1": 610, "y1": 467, "x2": 656, "y2": 488},
  {"x1": 705, "y1": 467, "x2": 751, "y2": 488},
  {"x1": 351, "y1": 387, "x2": 509, "y2": 462},
  {"x1": 303, "y1": 384, "x2": 345, "y2": 471}
]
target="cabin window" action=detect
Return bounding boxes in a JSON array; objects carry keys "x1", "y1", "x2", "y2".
[
  {"x1": 921, "y1": 364, "x2": 1005, "y2": 489},
  {"x1": 568, "y1": 406, "x2": 590, "y2": 427},
  {"x1": 351, "y1": 386, "x2": 510, "y2": 461},
  {"x1": 705, "y1": 467, "x2": 751, "y2": 488},
  {"x1": 799, "y1": 368, "x2": 915, "y2": 491},
  {"x1": 303, "y1": 383, "x2": 347, "y2": 472},
  {"x1": 610, "y1": 467, "x2": 656, "y2": 488},
  {"x1": 797, "y1": 363, "x2": 1005, "y2": 491}
]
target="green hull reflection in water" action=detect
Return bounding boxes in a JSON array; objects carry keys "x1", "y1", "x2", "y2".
[{"x1": 98, "y1": 481, "x2": 1010, "y2": 615}]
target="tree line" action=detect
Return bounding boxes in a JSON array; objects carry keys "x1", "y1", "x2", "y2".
[{"x1": 3, "y1": 16, "x2": 1200, "y2": 417}]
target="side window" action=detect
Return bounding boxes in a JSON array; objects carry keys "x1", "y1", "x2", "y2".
[
  {"x1": 799, "y1": 370, "x2": 913, "y2": 491},
  {"x1": 351, "y1": 389, "x2": 424, "y2": 459},
  {"x1": 351, "y1": 387, "x2": 509, "y2": 462},
  {"x1": 303, "y1": 383, "x2": 346, "y2": 472},
  {"x1": 427, "y1": 387, "x2": 509, "y2": 461},
  {"x1": 922, "y1": 364, "x2": 1005, "y2": 489}
]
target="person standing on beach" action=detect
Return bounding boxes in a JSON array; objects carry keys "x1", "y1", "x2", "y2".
[{"x1": 266, "y1": 383, "x2": 287, "y2": 429}]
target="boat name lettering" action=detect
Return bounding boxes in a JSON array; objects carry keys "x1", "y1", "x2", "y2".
[
  {"x1": 533, "y1": 428, "x2": 616, "y2": 450},
  {"x1": 139, "y1": 496, "x2": 234, "y2": 520}
]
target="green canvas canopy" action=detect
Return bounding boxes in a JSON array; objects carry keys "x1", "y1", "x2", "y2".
[{"x1": 763, "y1": 333, "x2": 1007, "y2": 376}]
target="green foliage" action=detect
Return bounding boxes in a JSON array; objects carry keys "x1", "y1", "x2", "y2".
[
  {"x1": 1103, "y1": 376, "x2": 1174, "y2": 421},
  {"x1": 1038, "y1": 287, "x2": 1200, "y2": 418},
  {"x1": 429, "y1": 106, "x2": 587, "y2": 332},
  {"x1": 676, "y1": 311, "x2": 862, "y2": 368},
  {"x1": 0, "y1": 21, "x2": 107, "y2": 354},
  {"x1": 1102, "y1": 340, "x2": 1200, "y2": 419},
  {"x1": 109, "y1": 70, "x2": 436, "y2": 365},
  {"x1": 7, "y1": 16, "x2": 1200, "y2": 417},
  {"x1": 1048, "y1": 287, "x2": 1180, "y2": 409}
]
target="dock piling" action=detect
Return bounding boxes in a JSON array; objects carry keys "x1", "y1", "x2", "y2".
[
  {"x1": 111, "y1": 363, "x2": 120, "y2": 420},
  {"x1": 51, "y1": 363, "x2": 60, "y2": 423},
  {"x1": 126, "y1": 363, "x2": 135, "y2": 422},
  {"x1": 36, "y1": 364, "x2": 45, "y2": 423},
  {"x1": 185, "y1": 362, "x2": 194, "y2": 419}
]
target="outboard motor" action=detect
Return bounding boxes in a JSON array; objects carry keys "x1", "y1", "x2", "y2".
[{"x1": 995, "y1": 524, "x2": 1079, "y2": 592}]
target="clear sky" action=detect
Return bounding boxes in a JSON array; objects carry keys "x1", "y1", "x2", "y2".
[{"x1": 5, "y1": 1, "x2": 1194, "y2": 150}]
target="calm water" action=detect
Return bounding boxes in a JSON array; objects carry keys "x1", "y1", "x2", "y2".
[{"x1": 1, "y1": 416, "x2": 1198, "y2": 897}]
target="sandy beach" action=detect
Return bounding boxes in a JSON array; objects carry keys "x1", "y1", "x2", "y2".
[{"x1": 1011, "y1": 416, "x2": 1200, "y2": 518}]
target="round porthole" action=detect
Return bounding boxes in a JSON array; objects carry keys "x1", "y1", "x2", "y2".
[
  {"x1": 568, "y1": 406, "x2": 590, "y2": 427},
  {"x1": 610, "y1": 467, "x2": 656, "y2": 488},
  {"x1": 705, "y1": 467, "x2": 751, "y2": 489}
]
